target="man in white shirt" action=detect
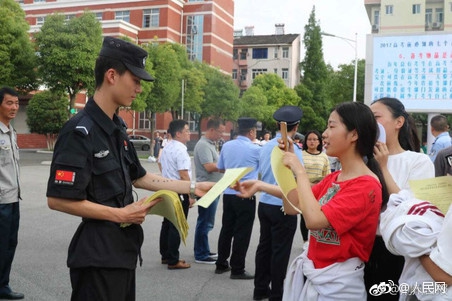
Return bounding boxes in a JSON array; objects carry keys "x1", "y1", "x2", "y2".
[{"x1": 159, "y1": 120, "x2": 194, "y2": 270}]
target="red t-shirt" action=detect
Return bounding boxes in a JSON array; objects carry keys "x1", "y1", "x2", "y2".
[{"x1": 308, "y1": 171, "x2": 382, "y2": 269}]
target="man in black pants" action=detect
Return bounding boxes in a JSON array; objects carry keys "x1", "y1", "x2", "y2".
[
  {"x1": 253, "y1": 106, "x2": 303, "y2": 301},
  {"x1": 215, "y1": 118, "x2": 261, "y2": 279},
  {"x1": 46, "y1": 37, "x2": 212, "y2": 301}
]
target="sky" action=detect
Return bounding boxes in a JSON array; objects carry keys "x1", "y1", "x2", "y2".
[{"x1": 234, "y1": 0, "x2": 371, "y2": 69}]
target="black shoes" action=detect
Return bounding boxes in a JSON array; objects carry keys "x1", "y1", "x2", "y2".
[
  {"x1": 214, "y1": 266, "x2": 231, "y2": 274},
  {"x1": 0, "y1": 291, "x2": 24, "y2": 300},
  {"x1": 230, "y1": 271, "x2": 254, "y2": 280},
  {"x1": 253, "y1": 294, "x2": 270, "y2": 300}
]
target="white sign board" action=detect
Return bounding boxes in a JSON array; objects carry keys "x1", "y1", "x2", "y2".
[{"x1": 370, "y1": 33, "x2": 452, "y2": 113}]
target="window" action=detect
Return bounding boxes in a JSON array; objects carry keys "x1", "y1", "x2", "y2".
[
  {"x1": 282, "y1": 68, "x2": 289, "y2": 80},
  {"x1": 233, "y1": 49, "x2": 238, "y2": 59},
  {"x1": 34, "y1": 0, "x2": 46, "y2": 2},
  {"x1": 139, "y1": 112, "x2": 151, "y2": 129},
  {"x1": 115, "y1": 11, "x2": 130, "y2": 23},
  {"x1": 412, "y1": 4, "x2": 421, "y2": 14},
  {"x1": 65, "y1": 14, "x2": 75, "y2": 22},
  {"x1": 143, "y1": 8, "x2": 159, "y2": 28},
  {"x1": 252, "y1": 68, "x2": 267, "y2": 79},
  {"x1": 282, "y1": 47, "x2": 289, "y2": 58},
  {"x1": 274, "y1": 47, "x2": 278, "y2": 59},
  {"x1": 95, "y1": 12, "x2": 103, "y2": 21},
  {"x1": 240, "y1": 69, "x2": 247, "y2": 81},
  {"x1": 425, "y1": 8, "x2": 432, "y2": 25},
  {"x1": 36, "y1": 16, "x2": 46, "y2": 25},
  {"x1": 240, "y1": 49, "x2": 247, "y2": 60},
  {"x1": 435, "y1": 8, "x2": 443, "y2": 22},
  {"x1": 252, "y1": 48, "x2": 268, "y2": 59},
  {"x1": 232, "y1": 69, "x2": 237, "y2": 80},
  {"x1": 186, "y1": 15, "x2": 204, "y2": 61},
  {"x1": 385, "y1": 5, "x2": 393, "y2": 15},
  {"x1": 274, "y1": 68, "x2": 278, "y2": 74},
  {"x1": 373, "y1": 10, "x2": 380, "y2": 25}
]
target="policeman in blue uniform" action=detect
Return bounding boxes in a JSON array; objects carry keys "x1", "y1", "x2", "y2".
[
  {"x1": 46, "y1": 37, "x2": 212, "y2": 301},
  {"x1": 215, "y1": 117, "x2": 261, "y2": 279},
  {"x1": 253, "y1": 106, "x2": 303, "y2": 301}
]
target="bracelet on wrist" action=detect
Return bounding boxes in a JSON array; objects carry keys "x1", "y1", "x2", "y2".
[{"x1": 189, "y1": 181, "x2": 196, "y2": 199}]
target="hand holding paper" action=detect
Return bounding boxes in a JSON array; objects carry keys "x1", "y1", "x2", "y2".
[
  {"x1": 271, "y1": 146, "x2": 302, "y2": 214},
  {"x1": 195, "y1": 167, "x2": 253, "y2": 208},
  {"x1": 121, "y1": 190, "x2": 189, "y2": 245}
]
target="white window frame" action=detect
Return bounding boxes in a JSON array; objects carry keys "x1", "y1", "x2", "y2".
[
  {"x1": 282, "y1": 47, "x2": 289, "y2": 58},
  {"x1": 385, "y1": 5, "x2": 393, "y2": 15},
  {"x1": 232, "y1": 69, "x2": 237, "y2": 80},
  {"x1": 252, "y1": 68, "x2": 267, "y2": 79},
  {"x1": 274, "y1": 47, "x2": 278, "y2": 59},
  {"x1": 374, "y1": 10, "x2": 380, "y2": 25},
  {"x1": 282, "y1": 68, "x2": 289, "y2": 80},
  {"x1": 36, "y1": 16, "x2": 46, "y2": 25},
  {"x1": 139, "y1": 112, "x2": 151, "y2": 129},
  {"x1": 143, "y1": 8, "x2": 159, "y2": 28},
  {"x1": 115, "y1": 11, "x2": 130, "y2": 23},
  {"x1": 95, "y1": 12, "x2": 103, "y2": 21}
]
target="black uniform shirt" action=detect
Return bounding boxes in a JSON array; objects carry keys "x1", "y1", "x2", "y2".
[{"x1": 46, "y1": 98, "x2": 147, "y2": 269}]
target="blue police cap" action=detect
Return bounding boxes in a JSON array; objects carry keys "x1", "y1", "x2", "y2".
[
  {"x1": 99, "y1": 37, "x2": 154, "y2": 82},
  {"x1": 238, "y1": 117, "x2": 258, "y2": 130},
  {"x1": 273, "y1": 105, "x2": 303, "y2": 125}
]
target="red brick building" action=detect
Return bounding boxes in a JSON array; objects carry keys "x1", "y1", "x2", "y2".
[{"x1": 15, "y1": 0, "x2": 234, "y2": 148}]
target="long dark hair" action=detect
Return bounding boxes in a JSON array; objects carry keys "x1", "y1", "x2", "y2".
[
  {"x1": 334, "y1": 102, "x2": 389, "y2": 207},
  {"x1": 371, "y1": 97, "x2": 420, "y2": 152}
]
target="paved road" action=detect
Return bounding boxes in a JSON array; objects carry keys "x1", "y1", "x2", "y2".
[{"x1": 11, "y1": 150, "x2": 304, "y2": 301}]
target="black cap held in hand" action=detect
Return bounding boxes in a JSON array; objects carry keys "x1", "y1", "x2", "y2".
[
  {"x1": 273, "y1": 105, "x2": 303, "y2": 125},
  {"x1": 99, "y1": 36, "x2": 154, "y2": 82}
]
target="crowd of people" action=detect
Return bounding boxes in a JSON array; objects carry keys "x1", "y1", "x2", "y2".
[{"x1": 1, "y1": 36, "x2": 451, "y2": 301}]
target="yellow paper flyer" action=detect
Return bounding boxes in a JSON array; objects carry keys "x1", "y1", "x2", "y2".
[
  {"x1": 121, "y1": 190, "x2": 189, "y2": 244},
  {"x1": 409, "y1": 176, "x2": 452, "y2": 214},
  {"x1": 270, "y1": 146, "x2": 301, "y2": 214},
  {"x1": 195, "y1": 167, "x2": 253, "y2": 208}
]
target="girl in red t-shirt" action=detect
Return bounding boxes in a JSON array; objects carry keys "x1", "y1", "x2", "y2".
[{"x1": 238, "y1": 102, "x2": 389, "y2": 300}]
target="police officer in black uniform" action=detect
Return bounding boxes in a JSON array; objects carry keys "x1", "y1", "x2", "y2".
[{"x1": 46, "y1": 37, "x2": 212, "y2": 301}]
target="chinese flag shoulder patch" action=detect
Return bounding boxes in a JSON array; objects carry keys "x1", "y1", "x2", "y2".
[{"x1": 55, "y1": 170, "x2": 75, "y2": 185}]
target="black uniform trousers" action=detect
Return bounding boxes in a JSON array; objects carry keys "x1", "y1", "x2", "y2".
[
  {"x1": 254, "y1": 202, "x2": 297, "y2": 301},
  {"x1": 0, "y1": 203, "x2": 19, "y2": 294},
  {"x1": 70, "y1": 267, "x2": 135, "y2": 301},
  {"x1": 216, "y1": 194, "x2": 256, "y2": 275},
  {"x1": 159, "y1": 194, "x2": 190, "y2": 265}
]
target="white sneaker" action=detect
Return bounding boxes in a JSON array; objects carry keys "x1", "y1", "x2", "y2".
[
  {"x1": 209, "y1": 252, "x2": 218, "y2": 259},
  {"x1": 147, "y1": 156, "x2": 156, "y2": 162},
  {"x1": 195, "y1": 257, "x2": 216, "y2": 264}
]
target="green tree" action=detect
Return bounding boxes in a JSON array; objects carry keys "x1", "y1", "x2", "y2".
[
  {"x1": 35, "y1": 11, "x2": 103, "y2": 114},
  {"x1": 199, "y1": 63, "x2": 240, "y2": 121},
  {"x1": 26, "y1": 91, "x2": 68, "y2": 150},
  {"x1": 0, "y1": 0, "x2": 38, "y2": 91},
  {"x1": 295, "y1": 6, "x2": 329, "y2": 132},
  {"x1": 327, "y1": 59, "x2": 365, "y2": 105},
  {"x1": 242, "y1": 73, "x2": 300, "y2": 132}
]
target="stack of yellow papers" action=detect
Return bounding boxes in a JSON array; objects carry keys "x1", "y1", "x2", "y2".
[{"x1": 120, "y1": 190, "x2": 189, "y2": 245}]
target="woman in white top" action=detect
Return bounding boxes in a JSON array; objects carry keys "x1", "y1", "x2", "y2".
[{"x1": 365, "y1": 97, "x2": 434, "y2": 300}]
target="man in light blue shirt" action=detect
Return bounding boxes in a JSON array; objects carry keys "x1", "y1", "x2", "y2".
[
  {"x1": 253, "y1": 106, "x2": 303, "y2": 301},
  {"x1": 215, "y1": 117, "x2": 261, "y2": 279},
  {"x1": 429, "y1": 115, "x2": 451, "y2": 162}
]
